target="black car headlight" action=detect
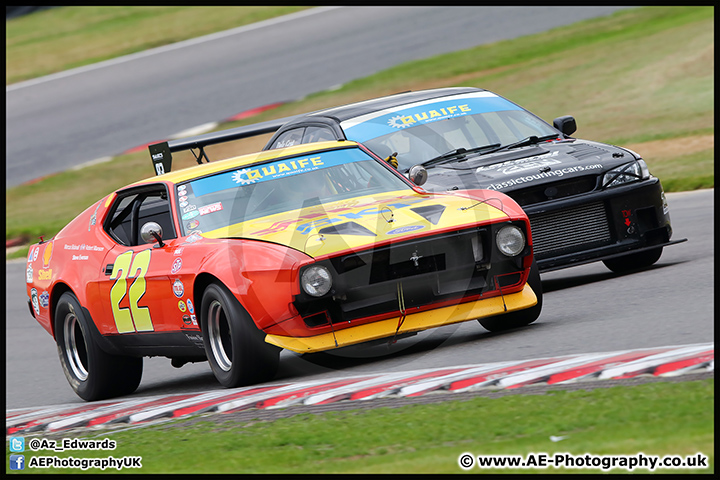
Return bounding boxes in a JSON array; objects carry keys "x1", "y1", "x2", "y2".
[
  {"x1": 602, "y1": 160, "x2": 650, "y2": 188},
  {"x1": 496, "y1": 225, "x2": 525, "y2": 257},
  {"x1": 301, "y1": 265, "x2": 333, "y2": 297}
]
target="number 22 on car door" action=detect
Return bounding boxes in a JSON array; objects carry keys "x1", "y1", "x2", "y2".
[{"x1": 108, "y1": 249, "x2": 154, "y2": 333}]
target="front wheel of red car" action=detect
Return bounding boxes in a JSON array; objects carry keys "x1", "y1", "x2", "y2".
[
  {"x1": 201, "y1": 282, "x2": 280, "y2": 388},
  {"x1": 479, "y1": 260, "x2": 543, "y2": 333},
  {"x1": 55, "y1": 292, "x2": 143, "y2": 401},
  {"x1": 602, "y1": 247, "x2": 663, "y2": 273}
]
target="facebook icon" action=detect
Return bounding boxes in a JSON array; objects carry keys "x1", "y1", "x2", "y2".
[{"x1": 10, "y1": 454, "x2": 25, "y2": 470}]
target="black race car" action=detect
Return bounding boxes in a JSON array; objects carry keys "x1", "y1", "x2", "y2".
[{"x1": 150, "y1": 87, "x2": 686, "y2": 273}]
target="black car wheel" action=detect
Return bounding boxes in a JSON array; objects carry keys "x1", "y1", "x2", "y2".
[
  {"x1": 602, "y1": 247, "x2": 663, "y2": 273},
  {"x1": 55, "y1": 292, "x2": 142, "y2": 401},
  {"x1": 201, "y1": 282, "x2": 280, "y2": 388},
  {"x1": 479, "y1": 260, "x2": 543, "y2": 332}
]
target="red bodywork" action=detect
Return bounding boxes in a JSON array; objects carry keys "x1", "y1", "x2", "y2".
[{"x1": 26, "y1": 180, "x2": 533, "y2": 352}]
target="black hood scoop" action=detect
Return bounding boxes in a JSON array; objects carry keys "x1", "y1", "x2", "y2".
[
  {"x1": 410, "y1": 204, "x2": 446, "y2": 225},
  {"x1": 318, "y1": 222, "x2": 376, "y2": 236}
]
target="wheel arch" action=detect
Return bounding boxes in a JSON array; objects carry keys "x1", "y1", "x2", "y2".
[
  {"x1": 50, "y1": 283, "x2": 125, "y2": 356},
  {"x1": 193, "y1": 273, "x2": 237, "y2": 333},
  {"x1": 49, "y1": 282, "x2": 76, "y2": 340}
]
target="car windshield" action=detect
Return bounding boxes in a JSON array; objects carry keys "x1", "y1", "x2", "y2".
[
  {"x1": 342, "y1": 92, "x2": 559, "y2": 171},
  {"x1": 176, "y1": 146, "x2": 410, "y2": 236}
]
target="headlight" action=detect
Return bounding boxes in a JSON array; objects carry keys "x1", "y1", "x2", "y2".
[
  {"x1": 602, "y1": 160, "x2": 649, "y2": 188},
  {"x1": 496, "y1": 225, "x2": 525, "y2": 257},
  {"x1": 301, "y1": 265, "x2": 333, "y2": 297}
]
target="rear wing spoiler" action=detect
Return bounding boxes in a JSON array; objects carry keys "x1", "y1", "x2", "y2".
[{"x1": 148, "y1": 114, "x2": 301, "y2": 175}]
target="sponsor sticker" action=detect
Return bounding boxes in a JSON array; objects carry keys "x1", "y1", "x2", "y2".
[
  {"x1": 38, "y1": 269, "x2": 52, "y2": 281},
  {"x1": 42, "y1": 241, "x2": 54, "y2": 268},
  {"x1": 182, "y1": 315, "x2": 192, "y2": 326},
  {"x1": 39, "y1": 291, "x2": 49, "y2": 309},
  {"x1": 182, "y1": 210, "x2": 199, "y2": 220},
  {"x1": 64, "y1": 243, "x2": 104, "y2": 252},
  {"x1": 189, "y1": 148, "x2": 370, "y2": 197},
  {"x1": 387, "y1": 225, "x2": 425, "y2": 235},
  {"x1": 30, "y1": 289, "x2": 39, "y2": 316},
  {"x1": 187, "y1": 220, "x2": 200, "y2": 230},
  {"x1": 184, "y1": 233, "x2": 203, "y2": 244},
  {"x1": 173, "y1": 279, "x2": 184, "y2": 298},
  {"x1": 476, "y1": 151, "x2": 561, "y2": 175},
  {"x1": 171, "y1": 258, "x2": 183, "y2": 274},
  {"x1": 187, "y1": 299, "x2": 194, "y2": 314},
  {"x1": 178, "y1": 300, "x2": 186, "y2": 312},
  {"x1": 341, "y1": 92, "x2": 521, "y2": 143},
  {"x1": 199, "y1": 202, "x2": 223, "y2": 216},
  {"x1": 26, "y1": 265, "x2": 33, "y2": 283},
  {"x1": 88, "y1": 202, "x2": 101, "y2": 231},
  {"x1": 184, "y1": 332, "x2": 203, "y2": 346}
]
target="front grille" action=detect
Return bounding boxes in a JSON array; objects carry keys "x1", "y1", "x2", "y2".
[
  {"x1": 295, "y1": 223, "x2": 530, "y2": 324},
  {"x1": 506, "y1": 176, "x2": 597, "y2": 207},
  {"x1": 529, "y1": 202, "x2": 612, "y2": 258},
  {"x1": 330, "y1": 229, "x2": 489, "y2": 319}
]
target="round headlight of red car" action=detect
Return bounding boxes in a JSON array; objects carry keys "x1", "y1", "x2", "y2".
[
  {"x1": 301, "y1": 265, "x2": 333, "y2": 297},
  {"x1": 496, "y1": 225, "x2": 525, "y2": 257}
]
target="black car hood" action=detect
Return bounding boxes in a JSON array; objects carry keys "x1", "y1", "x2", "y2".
[{"x1": 420, "y1": 139, "x2": 636, "y2": 194}]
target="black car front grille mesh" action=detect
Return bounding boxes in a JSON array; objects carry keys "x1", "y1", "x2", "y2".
[
  {"x1": 529, "y1": 202, "x2": 612, "y2": 258},
  {"x1": 505, "y1": 176, "x2": 597, "y2": 207}
]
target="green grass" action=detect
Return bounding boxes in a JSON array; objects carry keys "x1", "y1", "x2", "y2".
[
  {"x1": 7, "y1": 379, "x2": 713, "y2": 474},
  {"x1": 651, "y1": 149, "x2": 715, "y2": 193},
  {"x1": 5, "y1": 6, "x2": 714, "y2": 246},
  {"x1": 6, "y1": 6, "x2": 311, "y2": 85}
]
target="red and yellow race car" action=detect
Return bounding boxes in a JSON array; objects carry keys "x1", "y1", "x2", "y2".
[{"x1": 26, "y1": 140, "x2": 541, "y2": 401}]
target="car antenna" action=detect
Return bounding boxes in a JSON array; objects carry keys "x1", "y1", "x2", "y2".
[{"x1": 380, "y1": 206, "x2": 394, "y2": 224}]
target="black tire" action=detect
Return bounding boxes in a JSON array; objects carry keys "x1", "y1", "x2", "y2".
[
  {"x1": 200, "y1": 282, "x2": 280, "y2": 388},
  {"x1": 479, "y1": 260, "x2": 543, "y2": 332},
  {"x1": 54, "y1": 292, "x2": 142, "y2": 401},
  {"x1": 602, "y1": 247, "x2": 663, "y2": 273}
]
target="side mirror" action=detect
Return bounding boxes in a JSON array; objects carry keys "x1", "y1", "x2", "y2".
[
  {"x1": 408, "y1": 164, "x2": 428, "y2": 186},
  {"x1": 140, "y1": 222, "x2": 165, "y2": 248},
  {"x1": 553, "y1": 115, "x2": 577, "y2": 136}
]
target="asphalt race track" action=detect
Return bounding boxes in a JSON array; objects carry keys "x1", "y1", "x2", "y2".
[
  {"x1": 6, "y1": 189, "x2": 713, "y2": 410},
  {"x1": 6, "y1": 6, "x2": 630, "y2": 187}
]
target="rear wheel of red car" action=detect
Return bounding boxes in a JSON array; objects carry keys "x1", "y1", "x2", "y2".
[
  {"x1": 55, "y1": 292, "x2": 143, "y2": 401},
  {"x1": 200, "y1": 282, "x2": 280, "y2": 388},
  {"x1": 479, "y1": 260, "x2": 543, "y2": 333},
  {"x1": 602, "y1": 247, "x2": 663, "y2": 273}
]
